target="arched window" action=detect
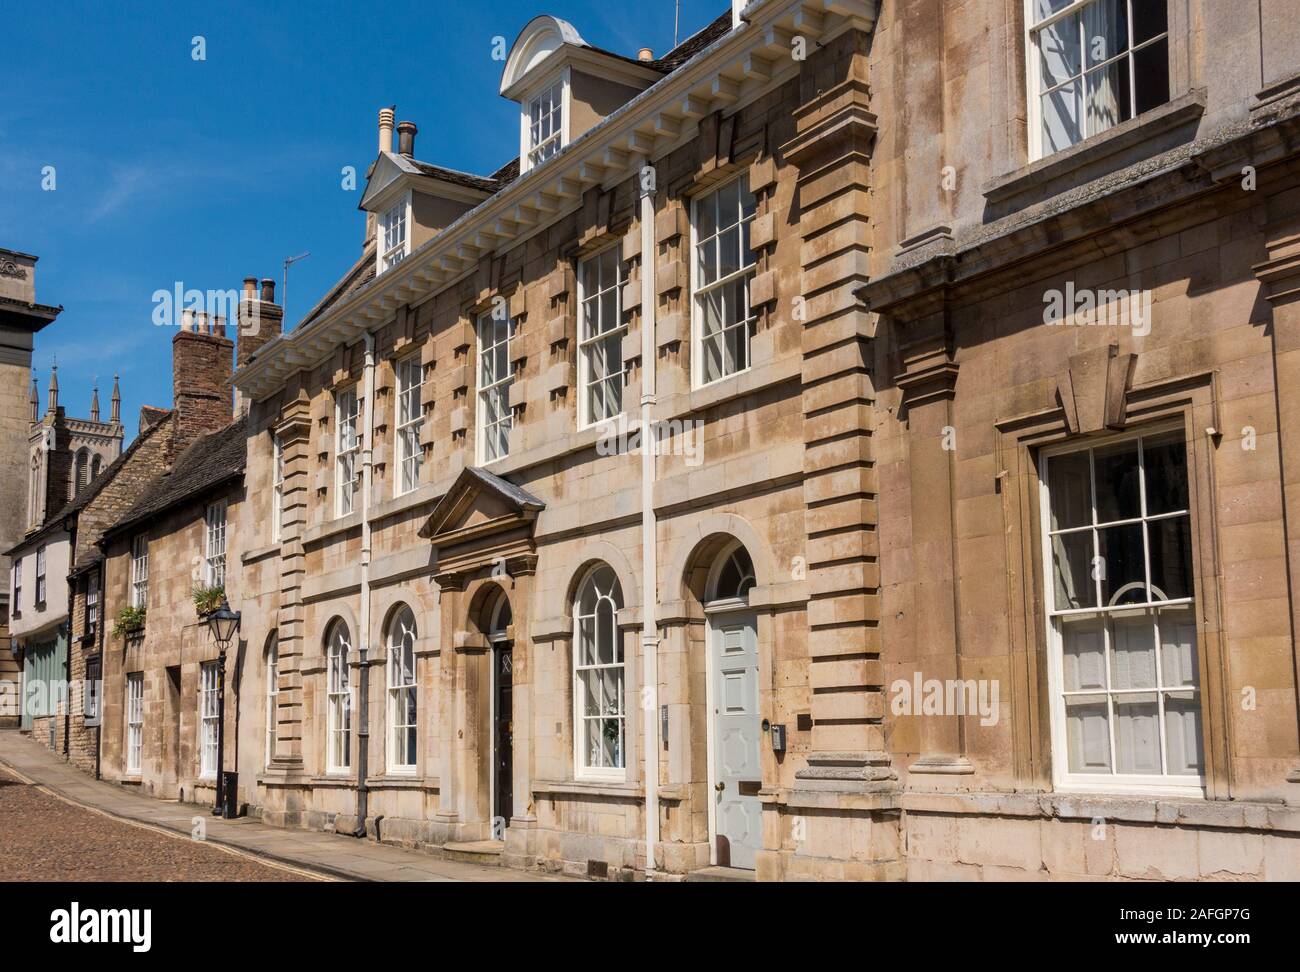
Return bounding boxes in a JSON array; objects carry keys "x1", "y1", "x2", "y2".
[
  {"x1": 489, "y1": 594, "x2": 512, "y2": 642},
  {"x1": 386, "y1": 607, "x2": 417, "y2": 773},
  {"x1": 326, "y1": 621, "x2": 352, "y2": 773},
  {"x1": 91, "y1": 454, "x2": 102, "y2": 481},
  {"x1": 573, "y1": 564, "x2": 625, "y2": 777},
  {"x1": 74, "y1": 449, "x2": 89, "y2": 496},
  {"x1": 707, "y1": 543, "x2": 755, "y2": 604},
  {"x1": 265, "y1": 634, "x2": 278, "y2": 766}
]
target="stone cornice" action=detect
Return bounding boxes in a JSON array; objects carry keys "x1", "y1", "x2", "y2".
[
  {"x1": 859, "y1": 100, "x2": 1300, "y2": 323},
  {"x1": 235, "y1": 0, "x2": 881, "y2": 402}
]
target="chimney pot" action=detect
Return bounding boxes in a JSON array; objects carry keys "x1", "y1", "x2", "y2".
[
  {"x1": 638, "y1": 47, "x2": 654, "y2": 61},
  {"x1": 260, "y1": 277, "x2": 275, "y2": 302},
  {"x1": 181, "y1": 309, "x2": 195, "y2": 332},
  {"x1": 243, "y1": 276, "x2": 257, "y2": 299},
  {"x1": 378, "y1": 107, "x2": 395, "y2": 154},
  {"x1": 396, "y1": 121, "x2": 417, "y2": 157}
]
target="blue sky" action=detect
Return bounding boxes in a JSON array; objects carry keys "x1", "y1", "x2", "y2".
[{"x1": 3, "y1": 0, "x2": 721, "y2": 441}]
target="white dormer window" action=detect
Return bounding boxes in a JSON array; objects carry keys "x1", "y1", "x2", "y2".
[
  {"x1": 527, "y1": 79, "x2": 565, "y2": 167},
  {"x1": 380, "y1": 196, "x2": 409, "y2": 271}
]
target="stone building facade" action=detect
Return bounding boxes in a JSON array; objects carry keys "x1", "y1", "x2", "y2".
[
  {"x1": 0, "y1": 247, "x2": 60, "y2": 728},
  {"x1": 91, "y1": 0, "x2": 1300, "y2": 881}
]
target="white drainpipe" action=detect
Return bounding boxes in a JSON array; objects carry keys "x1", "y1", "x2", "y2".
[
  {"x1": 639, "y1": 162, "x2": 660, "y2": 878},
  {"x1": 355, "y1": 330, "x2": 376, "y2": 833}
]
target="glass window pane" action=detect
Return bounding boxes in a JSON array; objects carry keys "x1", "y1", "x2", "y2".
[
  {"x1": 697, "y1": 193, "x2": 717, "y2": 241},
  {"x1": 699, "y1": 235, "x2": 718, "y2": 285},
  {"x1": 1131, "y1": 35, "x2": 1171, "y2": 114},
  {"x1": 1163, "y1": 690, "x2": 1203, "y2": 775},
  {"x1": 1084, "y1": 56, "x2": 1132, "y2": 137},
  {"x1": 1114, "y1": 692, "x2": 1161, "y2": 774},
  {"x1": 1033, "y1": 0, "x2": 1074, "y2": 23},
  {"x1": 1039, "y1": 12, "x2": 1081, "y2": 89},
  {"x1": 1110, "y1": 612, "x2": 1157, "y2": 689},
  {"x1": 718, "y1": 180, "x2": 740, "y2": 230},
  {"x1": 1098, "y1": 521, "x2": 1146, "y2": 605},
  {"x1": 597, "y1": 600, "x2": 615, "y2": 665},
  {"x1": 1158, "y1": 608, "x2": 1198, "y2": 687},
  {"x1": 1132, "y1": 0, "x2": 1168, "y2": 46},
  {"x1": 1065, "y1": 694, "x2": 1111, "y2": 773},
  {"x1": 1052, "y1": 530, "x2": 1097, "y2": 610},
  {"x1": 1047, "y1": 450, "x2": 1092, "y2": 530},
  {"x1": 1041, "y1": 80, "x2": 1082, "y2": 152},
  {"x1": 720, "y1": 226, "x2": 741, "y2": 278},
  {"x1": 1082, "y1": 0, "x2": 1129, "y2": 68},
  {"x1": 1143, "y1": 432, "x2": 1188, "y2": 515},
  {"x1": 1061, "y1": 615, "x2": 1106, "y2": 691},
  {"x1": 1094, "y1": 439, "x2": 1141, "y2": 523},
  {"x1": 1148, "y1": 515, "x2": 1193, "y2": 601}
]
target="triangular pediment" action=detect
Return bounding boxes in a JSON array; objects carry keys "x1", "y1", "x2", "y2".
[{"x1": 419, "y1": 465, "x2": 544, "y2": 548}]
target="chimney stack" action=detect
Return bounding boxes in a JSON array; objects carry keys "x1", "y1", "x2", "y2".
[
  {"x1": 234, "y1": 274, "x2": 285, "y2": 416},
  {"x1": 637, "y1": 47, "x2": 654, "y2": 61},
  {"x1": 396, "y1": 120, "x2": 417, "y2": 157},
  {"x1": 378, "y1": 107, "x2": 395, "y2": 154},
  {"x1": 172, "y1": 298, "x2": 235, "y2": 454}
]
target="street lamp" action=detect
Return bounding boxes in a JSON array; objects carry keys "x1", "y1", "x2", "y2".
[{"x1": 206, "y1": 597, "x2": 241, "y2": 818}]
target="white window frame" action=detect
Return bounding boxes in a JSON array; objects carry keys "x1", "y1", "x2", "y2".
[
  {"x1": 577, "y1": 246, "x2": 627, "y2": 429},
  {"x1": 10, "y1": 559, "x2": 19, "y2": 616},
  {"x1": 199, "y1": 661, "x2": 220, "y2": 780},
  {"x1": 265, "y1": 637, "x2": 278, "y2": 766},
  {"x1": 395, "y1": 356, "x2": 424, "y2": 496},
  {"x1": 34, "y1": 545, "x2": 45, "y2": 604},
  {"x1": 272, "y1": 435, "x2": 284, "y2": 543},
  {"x1": 572, "y1": 565, "x2": 626, "y2": 780},
  {"x1": 476, "y1": 310, "x2": 515, "y2": 465},
  {"x1": 520, "y1": 70, "x2": 570, "y2": 172},
  {"x1": 204, "y1": 500, "x2": 227, "y2": 589},
  {"x1": 1024, "y1": 0, "x2": 1172, "y2": 161},
  {"x1": 386, "y1": 607, "x2": 418, "y2": 774},
  {"x1": 379, "y1": 192, "x2": 411, "y2": 272},
  {"x1": 86, "y1": 572, "x2": 99, "y2": 634},
  {"x1": 335, "y1": 387, "x2": 361, "y2": 517},
  {"x1": 690, "y1": 174, "x2": 758, "y2": 389},
  {"x1": 131, "y1": 535, "x2": 149, "y2": 609},
  {"x1": 326, "y1": 622, "x2": 352, "y2": 774},
  {"x1": 126, "y1": 673, "x2": 143, "y2": 774},
  {"x1": 1038, "y1": 424, "x2": 1205, "y2": 796}
]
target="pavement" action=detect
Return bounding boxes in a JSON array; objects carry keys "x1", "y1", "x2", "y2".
[{"x1": 0, "y1": 730, "x2": 569, "y2": 883}]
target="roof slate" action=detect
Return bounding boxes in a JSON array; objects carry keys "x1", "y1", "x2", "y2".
[{"x1": 103, "y1": 415, "x2": 248, "y2": 541}]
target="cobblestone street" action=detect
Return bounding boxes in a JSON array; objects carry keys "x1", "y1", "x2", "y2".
[{"x1": 0, "y1": 767, "x2": 308, "y2": 882}]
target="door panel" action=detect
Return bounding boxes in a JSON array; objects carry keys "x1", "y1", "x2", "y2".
[
  {"x1": 493, "y1": 642, "x2": 513, "y2": 829},
  {"x1": 712, "y1": 612, "x2": 761, "y2": 869}
]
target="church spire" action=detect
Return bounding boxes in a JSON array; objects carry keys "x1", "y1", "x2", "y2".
[
  {"x1": 110, "y1": 373, "x2": 121, "y2": 425},
  {"x1": 30, "y1": 377, "x2": 38, "y2": 423},
  {"x1": 90, "y1": 378, "x2": 100, "y2": 422}
]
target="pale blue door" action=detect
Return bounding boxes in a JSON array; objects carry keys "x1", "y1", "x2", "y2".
[{"x1": 711, "y1": 611, "x2": 761, "y2": 869}]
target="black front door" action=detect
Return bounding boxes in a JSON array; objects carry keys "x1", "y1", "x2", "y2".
[{"x1": 493, "y1": 641, "x2": 513, "y2": 829}]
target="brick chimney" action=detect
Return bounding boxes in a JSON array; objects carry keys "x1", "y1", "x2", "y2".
[
  {"x1": 234, "y1": 276, "x2": 284, "y2": 416},
  {"x1": 172, "y1": 308, "x2": 234, "y2": 455}
]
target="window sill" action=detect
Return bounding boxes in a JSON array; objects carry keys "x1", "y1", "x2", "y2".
[
  {"x1": 240, "y1": 543, "x2": 281, "y2": 565},
  {"x1": 983, "y1": 89, "x2": 1206, "y2": 212},
  {"x1": 532, "y1": 778, "x2": 641, "y2": 800}
]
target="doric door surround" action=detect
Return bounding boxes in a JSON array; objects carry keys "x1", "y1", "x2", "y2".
[
  {"x1": 418, "y1": 465, "x2": 544, "y2": 844},
  {"x1": 770, "y1": 26, "x2": 904, "y2": 880}
]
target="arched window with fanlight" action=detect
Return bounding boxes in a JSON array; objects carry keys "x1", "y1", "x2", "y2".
[
  {"x1": 386, "y1": 606, "x2": 417, "y2": 774},
  {"x1": 573, "y1": 564, "x2": 625, "y2": 778},
  {"x1": 326, "y1": 621, "x2": 352, "y2": 773},
  {"x1": 707, "y1": 543, "x2": 756, "y2": 606}
]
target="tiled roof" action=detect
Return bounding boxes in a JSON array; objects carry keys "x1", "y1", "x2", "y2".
[
  {"x1": 295, "y1": 241, "x2": 378, "y2": 331},
  {"x1": 5, "y1": 408, "x2": 173, "y2": 556},
  {"x1": 103, "y1": 415, "x2": 248, "y2": 540},
  {"x1": 408, "y1": 159, "x2": 504, "y2": 193}
]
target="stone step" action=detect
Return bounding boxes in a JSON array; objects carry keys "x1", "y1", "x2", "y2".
[
  {"x1": 439, "y1": 839, "x2": 504, "y2": 866},
  {"x1": 684, "y1": 865, "x2": 756, "y2": 882}
]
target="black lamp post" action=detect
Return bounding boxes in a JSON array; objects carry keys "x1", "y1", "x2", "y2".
[{"x1": 207, "y1": 597, "x2": 241, "y2": 817}]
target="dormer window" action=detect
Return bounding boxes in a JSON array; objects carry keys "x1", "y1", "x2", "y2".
[
  {"x1": 527, "y1": 78, "x2": 565, "y2": 167},
  {"x1": 379, "y1": 196, "x2": 409, "y2": 272}
]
